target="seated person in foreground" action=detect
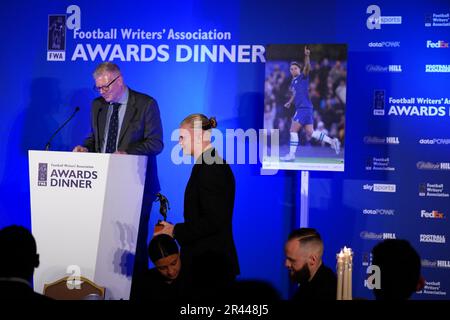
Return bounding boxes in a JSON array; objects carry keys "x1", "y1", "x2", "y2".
[
  {"x1": 0, "y1": 225, "x2": 52, "y2": 300},
  {"x1": 284, "y1": 228, "x2": 336, "y2": 301},
  {"x1": 133, "y1": 234, "x2": 188, "y2": 300},
  {"x1": 371, "y1": 239, "x2": 424, "y2": 300}
]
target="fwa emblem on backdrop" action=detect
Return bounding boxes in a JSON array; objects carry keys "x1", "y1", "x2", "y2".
[{"x1": 47, "y1": 5, "x2": 80, "y2": 61}]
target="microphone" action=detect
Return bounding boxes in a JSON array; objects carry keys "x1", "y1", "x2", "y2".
[{"x1": 45, "y1": 107, "x2": 80, "y2": 151}]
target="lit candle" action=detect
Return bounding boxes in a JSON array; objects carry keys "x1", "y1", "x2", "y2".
[
  {"x1": 336, "y1": 250, "x2": 344, "y2": 300},
  {"x1": 342, "y1": 247, "x2": 353, "y2": 300},
  {"x1": 348, "y1": 248, "x2": 353, "y2": 300},
  {"x1": 342, "y1": 247, "x2": 349, "y2": 300}
]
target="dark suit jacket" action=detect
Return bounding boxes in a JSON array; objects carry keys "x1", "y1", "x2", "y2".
[
  {"x1": 132, "y1": 267, "x2": 190, "y2": 301},
  {"x1": 0, "y1": 280, "x2": 53, "y2": 301},
  {"x1": 173, "y1": 148, "x2": 240, "y2": 281},
  {"x1": 83, "y1": 87, "x2": 163, "y2": 197},
  {"x1": 292, "y1": 263, "x2": 337, "y2": 301}
]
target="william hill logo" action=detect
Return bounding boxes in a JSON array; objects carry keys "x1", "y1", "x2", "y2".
[
  {"x1": 363, "y1": 136, "x2": 400, "y2": 145},
  {"x1": 360, "y1": 231, "x2": 396, "y2": 240},
  {"x1": 38, "y1": 163, "x2": 98, "y2": 189},
  {"x1": 416, "y1": 161, "x2": 450, "y2": 171},
  {"x1": 422, "y1": 259, "x2": 450, "y2": 269}
]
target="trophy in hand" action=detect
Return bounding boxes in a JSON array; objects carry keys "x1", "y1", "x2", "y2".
[{"x1": 154, "y1": 193, "x2": 170, "y2": 233}]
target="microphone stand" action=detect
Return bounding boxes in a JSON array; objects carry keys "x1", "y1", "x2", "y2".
[{"x1": 45, "y1": 107, "x2": 80, "y2": 151}]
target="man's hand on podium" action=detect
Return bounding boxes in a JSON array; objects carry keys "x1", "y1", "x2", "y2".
[
  {"x1": 153, "y1": 221, "x2": 175, "y2": 238},
  {"x1": 114, "y1": 150, "x2": 128, "y2": 154},
  {"x1": 73, "y1": 145, "x2": 88, "y2": 152}
]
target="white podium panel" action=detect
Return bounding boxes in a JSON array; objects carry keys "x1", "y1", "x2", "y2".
[{"x1": 29, "y1": 150, "x2": 147, "y2": 300}]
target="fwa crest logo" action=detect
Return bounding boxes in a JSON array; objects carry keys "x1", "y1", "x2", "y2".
[
  {"x1": 38, "y1": 163, "x2": 48, "y2": 186},
  {"x1": 47, "y1": 5, "x2": 81, "y2": 61}
]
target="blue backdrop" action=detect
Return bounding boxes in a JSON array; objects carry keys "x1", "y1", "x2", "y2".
[{"x1": 0, "y1": 0, "x2": 449, "y2": 299}]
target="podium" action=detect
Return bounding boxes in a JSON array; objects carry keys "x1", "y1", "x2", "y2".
[{"x1": 28, "y1": 150, "x2": 148, "y2": 300}]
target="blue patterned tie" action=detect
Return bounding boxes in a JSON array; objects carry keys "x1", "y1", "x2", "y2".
[{"x1": 105, "y1": 103, "x2": 121, "y2": 153}]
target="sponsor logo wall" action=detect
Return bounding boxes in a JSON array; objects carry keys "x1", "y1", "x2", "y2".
[{"x1": 353, "y1": 3, "x2": 450, "y2": 300}]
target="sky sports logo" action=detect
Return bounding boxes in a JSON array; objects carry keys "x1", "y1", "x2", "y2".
[
  {"x1": 426, "y1": 40, "x2": 449, "y2": 48},
  {"x1": 363, "y1": 183, "x2": 396, "y2": 193},
  {"x1": 366, "y1": 5, "x2": 402, "y2": 30}
]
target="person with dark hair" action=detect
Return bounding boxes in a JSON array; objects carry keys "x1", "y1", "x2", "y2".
[
  {"x1": 132, "y1": 234, "x2": 187, "y2": 300},
  {"x1": 0, "y1": 225, "x2": 51, "y2": 300},
  {"x1": 284, "y1": 228, "x2": 336, "y2": 301},
  {"x1": 371, "y1": 239, "x2": 423, "y2": 300},
  {"x1": 72, "y1": 62, "x2": 164, "y2": 298},
  {"x1": 155, "y1": 114, "x2": 239, "y2": 298}
]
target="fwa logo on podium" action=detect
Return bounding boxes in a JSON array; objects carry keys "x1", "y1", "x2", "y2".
[
  {"x1": 37, "y1": 162, "x2": 98, "y2": 189},
  {"x1": 38, "y1": 163, "x2": 48, "y2": 186},
  {"x1": 47, "y1": 5, "x2": 80, "y2": 61}
]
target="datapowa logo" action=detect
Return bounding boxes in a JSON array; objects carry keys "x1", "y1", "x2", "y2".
[
  {"x1": 419, "y1": 138, "x2": 450, "y2": 145},
  {"x1": 363, "y1": 209, "x2": 395, "y2": 216},
  {"x1": 368, "y1": 41, "x2": 400, "y2": 48}
]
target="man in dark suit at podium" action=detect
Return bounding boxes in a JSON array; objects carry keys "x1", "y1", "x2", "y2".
[{"x1": 73, "y1": 62, "x2": 163, "y2": 297}]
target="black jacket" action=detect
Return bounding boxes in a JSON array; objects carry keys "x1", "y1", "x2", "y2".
[
  {"x1": 83, "y1": 88, "x2": 163, "y2": 197},
  {"x1": 174, "y1": 148, "x2": 240, "y2": 281},
  {"x1": 0, "y1": 280, "x2": 53, "y2": 301},
  {"x1": 292, "y1": 263, "x2": 337, "y2": 301}
]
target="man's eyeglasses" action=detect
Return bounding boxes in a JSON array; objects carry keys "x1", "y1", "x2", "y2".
[{"x1": 93, "y1": 75, "x2": 120, "y2": 93}]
